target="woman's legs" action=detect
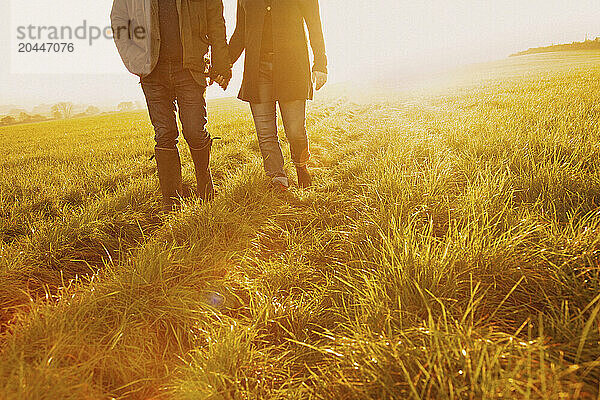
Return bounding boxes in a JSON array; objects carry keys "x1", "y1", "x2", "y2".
[
  {"x1": 250, "y1": 59, "x2": 287, "y2": 181},
  {"x1": 280, "y1": 100, "x2": 312, "y2": 187},
  {"x1": 250, "y1": 101, "x2": 286, "y2": 179},
  {"x1": 249, "y1": 59, "x2": 311, "y2": 187},
  {"x1": 279, "y1": 100, "x2": 310, "y2": 168}
]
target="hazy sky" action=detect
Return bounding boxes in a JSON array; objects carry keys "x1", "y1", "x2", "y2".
[{"x1": 1, "y1": 0, "x2": 599, "y2": 108}]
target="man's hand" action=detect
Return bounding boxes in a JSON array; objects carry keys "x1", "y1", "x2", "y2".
[{"x1": 312, "y1": 71, "x2": 328, "y2": 91}]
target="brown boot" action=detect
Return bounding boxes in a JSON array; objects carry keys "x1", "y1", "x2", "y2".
[
  {"x1": 296, "y1": 165, "x2": 312, "y2": 188},
  {"x1": 189, "y1": 141, "x2": 214, "y2": 202},
  {"x1": 155, "y1": 147, "x2": 183, "y2": 212}
]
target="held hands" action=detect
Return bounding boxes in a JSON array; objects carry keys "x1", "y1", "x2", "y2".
[
  {"x1": 209, "y1": 70, "x2": 326, "y2": 91},
  {"x1": 210, "y1": 74, "x2": 230, "y2": 90},
  {"x1": 312, "y1": 71, "x2": 328, "y2": 91},
  {"x1": 208, "y1": 65, "x2": 232, "y2": 90}
]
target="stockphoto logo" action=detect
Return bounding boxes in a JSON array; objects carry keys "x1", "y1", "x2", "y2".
[
  {"x1": 10, "y1": 0, "x2": 152, "y2": 74},
  {"x1": 16, "y1": 21, "x2": 148, "y2": 47}
]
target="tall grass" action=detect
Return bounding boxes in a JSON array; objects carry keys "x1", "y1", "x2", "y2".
[{"x1": 0, "y1": 52, "x2": 599, "y2": 399}]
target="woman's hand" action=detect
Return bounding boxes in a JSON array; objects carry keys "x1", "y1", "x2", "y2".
[
  {"x1": 312, "y1": 71, "x2": 327, "y2": 90},
  {"x1": 211, "y1": 74, "x2": 230, "y2": 90},
  {"x1": 209, "y1": 68, "x2": 232, "y2": 90}
]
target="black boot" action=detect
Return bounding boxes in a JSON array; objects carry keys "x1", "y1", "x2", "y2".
[
  {"x1": 189, "y1": 141, "x2": 214, "y2": 202},
  {"x1": 296, "y1": 165, "x2": 312, "y2": 188},
  {"x1": 155, "y1": 147, "x2": 183, "y2": 212}
]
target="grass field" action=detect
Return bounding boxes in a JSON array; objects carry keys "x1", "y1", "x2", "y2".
[{"x1": 1, "y1": 51, "x2": 600, "y2": 399}]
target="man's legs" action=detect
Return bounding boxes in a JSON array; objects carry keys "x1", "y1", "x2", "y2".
[
  {"x1": 172, "y1": 67, "x2": 214, "y2": 200},
  {"x1": 141, "y1": 63, "x2": 183, "y2": 210},
  {"x1": 279, "y1": 99, "x2": 312, "y2": 187},
  {"x1": 172, "y1": 67, "x2": 210, "y2": 150}
]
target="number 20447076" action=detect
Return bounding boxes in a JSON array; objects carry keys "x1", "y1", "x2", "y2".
[{"x1": 18, "y1": 42, "x2": 75, "y2": 53}]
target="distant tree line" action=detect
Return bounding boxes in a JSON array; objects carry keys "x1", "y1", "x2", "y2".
[
  {"x1": 0, "y1": 101, "x2": 145, "y2": 127},
  {"x1": 0, "y1": 113, "x2": 47, "y2": 126},
  {"x1": 511, "y1": 38, "x2": 600, "y2": 57}
]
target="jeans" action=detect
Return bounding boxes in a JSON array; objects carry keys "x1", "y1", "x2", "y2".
[
  {"x1": 141, "y1": 58, "x2": 210, "y2": 150},
  {"x1": 250, "y1": 60, "x2": 310, "y2": 178}
]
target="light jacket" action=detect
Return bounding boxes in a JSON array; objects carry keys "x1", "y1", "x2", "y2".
[{"x1": 110, "y1": 0, "x2": 231, "y2": 85}]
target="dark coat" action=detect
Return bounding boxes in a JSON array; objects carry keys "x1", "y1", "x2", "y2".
[{"x1": 229, "y1": 0, "x2": 327, "y2": 102}]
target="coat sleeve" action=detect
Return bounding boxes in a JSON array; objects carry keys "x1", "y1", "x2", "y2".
[
  {"x1": 206, "y1": 0, "x2": 232, "y2": 79},
  {"x1": 110, "y1": 0, "x2": 148, "y2": 76},
  {"x1": 300, "y1": 0, "x2": 327, "y2": 73},
  {"x1": 299, "y1": 0, "x2": 328, "y2": 74},
  {"x1": 228, "y1": 0, "x2": 246, "y2": 65}
]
